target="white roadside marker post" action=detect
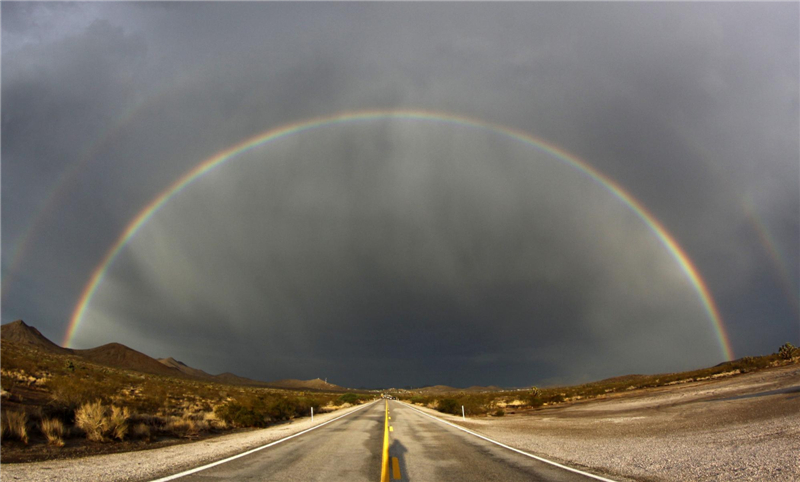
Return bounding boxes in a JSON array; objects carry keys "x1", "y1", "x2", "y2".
[
  {"x1": 462, "y1": 406, "x2": 465, "y2": 421},
  {"x1": 311, "y1": 407, "x2": 314, "y2": 422}
]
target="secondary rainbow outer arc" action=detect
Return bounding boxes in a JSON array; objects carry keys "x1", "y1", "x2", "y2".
[{"x1": 63, "y1": 110, "x2": 735, "y2": 360}]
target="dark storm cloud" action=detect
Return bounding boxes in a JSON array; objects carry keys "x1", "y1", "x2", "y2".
[{"x1": 2, "y1": 3, "x2": 797, "y2": 387}]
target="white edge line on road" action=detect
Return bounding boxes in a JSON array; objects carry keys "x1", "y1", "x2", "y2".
[
  {"x1": 148, "y1": 399, "x2": 380, "y2": 482},
  {"x1": 400, "y1": 401, "x2": 620, "y2": 482}
]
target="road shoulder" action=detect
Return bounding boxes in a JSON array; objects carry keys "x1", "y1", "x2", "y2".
[{"x1": 0, "y1": 401, "x2": 376, "y2": 482}]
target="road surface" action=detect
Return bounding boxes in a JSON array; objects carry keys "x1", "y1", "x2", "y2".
[{"x1": 157, "y1": 400, "x2": 613, "y2": 481}]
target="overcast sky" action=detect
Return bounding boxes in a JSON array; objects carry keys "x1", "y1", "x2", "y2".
[{"x1": 2, "y1": 2, "x2": 798, "y2": 388}]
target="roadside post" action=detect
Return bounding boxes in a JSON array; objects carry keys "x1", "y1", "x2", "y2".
[
  {"x1": 311, "y1": 407, "x2": 314, "y2": 422},
  {"x1": 462, "y1": 405, "x2": 465, "y2": 420}
]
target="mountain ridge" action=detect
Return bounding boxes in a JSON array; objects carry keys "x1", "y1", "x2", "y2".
[{"x1": 1, "y1": 320, "x2": 348, "y2": 391}]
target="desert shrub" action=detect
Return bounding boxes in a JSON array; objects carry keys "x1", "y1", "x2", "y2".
[
  {"x1": 436, "y1": 398, "x2": 460, "y2": 415},
  {"x1": 546, "y1": 393, "x2": 566, "y2": 404},
  {"x1": 214, "y1": 402, "x2": 266, "y2": 428},
  {"x1": 47, "y1": 374, "x2": 116, "y2": 424},
  {"x1": 266, "y1": 398, "x2": 297, "y2": 421},
  {"x1": 41, "y1": 418, "x2": 65, "y2": 447},
  {"x1": 130, "y1": 413, "x2": 164, "y2": 431},
  {"x1": 778, "y1": 343, "x2": 797, "y2": 360},
  {"x1": 460, "y1": 394, "x2": 491, "y2": 416},
  {"x1": 164, "y1": 417, "x2": 207, "y2": 438},
  {"x1": 526, "y1": 388, "x2": 549, "y2": 406},
  {"x1": 75, "y1": 401, "x2": 107, "y2": 442},
  {"x1": 165, "y1": 418, "x2": 190, "y2": 437},
  {"x1": 132, "y1": 423, "x2": 151, "y2": 441},
  {"x1": 493, "y1": 409, "x2": 505, "y2": 417},
  {"x1": 200, "y1": 410, "x2": 226, "y2": 429},
  {"x1": 528, "y1": 396, "x2": 544, "y2": 408},
  {"x1": 337, "y1": 393, "x2": 361, "y2": 405},
  {"x1": 42, "y1": 400, "x2": 78, "y2": 425},
  {"x1": 108, "y1": 406, "x2": 131, "y2": 441},
  {"x1": 1, "y1": 411, "x2": 29, "y2": 444},
  {"x1": 293, "y1": 396, "x2": 322, "y2": 416}
]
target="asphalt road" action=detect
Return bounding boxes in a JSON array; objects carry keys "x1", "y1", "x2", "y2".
[{"x1": 165, "y1": 400, "x2": 610, "y2": 481}]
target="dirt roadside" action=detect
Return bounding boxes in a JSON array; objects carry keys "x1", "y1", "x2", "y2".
[{"x1": 407, "y1": 363, "x2": 800, "y2": 481}]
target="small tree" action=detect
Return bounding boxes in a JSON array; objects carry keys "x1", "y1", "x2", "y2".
[
  {"x1": 436, "y1": 398, "x2": 460, "y2": 415},
  {"x1": 778, "y1": 343, "x2": 797, "y2": 360},
  {"x1": 526, "y1": 386, "x2": 543, "y2": 407}
]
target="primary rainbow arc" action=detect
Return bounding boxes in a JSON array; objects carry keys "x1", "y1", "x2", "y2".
[{"x1": 64, "y1": 109, "x2": 735, "y2": 361}]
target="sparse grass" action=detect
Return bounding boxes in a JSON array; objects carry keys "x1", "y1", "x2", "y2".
[
  {"x1": 0, "y1": 338, "x2": 370, "y2": 460},
  {"x1": 109, "y1": 406, "x2": 130, "y2": 441},
  {"x1": 75, "y1": 401, "x2": 107, "y2": 442},
  {"x1": 40, "y1": 418, "x2": 65, "y2": 447},
  {"x1": 399, "y1": 349, "x2": 797, "y2": 417},
  {"x1": 2, "y1": 411, "x2": 29, "y2": 444},
  {"x1": 337, "y1": 392, "x2": 370, "y2": 405},
  {"x1": 200, "y1": 410, "x2": 228, "y2": 431},
  {"x1": 164, "y1": 416, "x2": 209, "y2": 438}
]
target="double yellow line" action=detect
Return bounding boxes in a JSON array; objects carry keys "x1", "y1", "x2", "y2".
[{"x1": 380, "y1": 400, "x2": 401, "y2": 481}]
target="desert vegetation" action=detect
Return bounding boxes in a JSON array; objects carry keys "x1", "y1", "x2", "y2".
[
  {"x1": 778, "y1": 342, "x2": 799, "y2": 360},
  {"x1": 0, "y1": 339, "x2": 372, "y2": 461},
  {"x1": 400, "y1": 346, "x2": 799, "y2": 417},
  {"x1": 1, "y1": 410, "x2": 29, "y2": 445}
]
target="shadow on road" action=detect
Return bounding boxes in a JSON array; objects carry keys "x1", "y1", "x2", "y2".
[{"x1": 390, "y1": 438, "x2": 410, "y2": 481}]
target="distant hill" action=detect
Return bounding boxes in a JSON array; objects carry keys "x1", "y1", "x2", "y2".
[
  {"x1": 0, "y1": 320, "x2": 351, "y2": 392},
  {"x1": 266, "y1": 378, "x2": 347, "y2": 392},
  {"x1": 73, "y1": 343, "x2": 184, "y2": 377},
  {"x1": 411, "y1": 384, "x2": 505, "y2": 393},
  {"x1": 590, "y1": 374, "x2": 648, "y2": 385},
  {"x1": 213, "y1": 372, "x2": 271, "y2": 386},
  {"x1": 158, "y1": 357, "x2": 216, "y2": 380},
  {"x1": 465, "y1": 385, "x2": 503, "y2": 392},
  {"x1": 0, "y1": 320, "x2": 72, "y2": 355},
  {"x1": 416, "y1": 385, "x2": 458, "y2": 393}
]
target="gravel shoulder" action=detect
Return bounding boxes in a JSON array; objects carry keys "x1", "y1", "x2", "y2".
[
  {"x1": 405, "y1": 363, "x2": 800, "y2": 482},
  {"x1": 0, "y1": 401, "x2": 376, "y2": 482}
]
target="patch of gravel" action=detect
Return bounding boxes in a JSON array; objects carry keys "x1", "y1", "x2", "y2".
[
  {"x1": 0, "y1": 402, "x2": 375, "y2": 482},
  {"x1": 408, "y1": 364, "x2": 800, "y2": 482}
]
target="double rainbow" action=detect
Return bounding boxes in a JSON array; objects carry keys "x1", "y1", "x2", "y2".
[{"x1": 63, "y1": 110, "x2": 734, "y2": 360}]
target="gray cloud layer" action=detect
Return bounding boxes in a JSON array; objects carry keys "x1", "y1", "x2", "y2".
[{"x1": 2, "y1": 3, "x2": 797, "y2": 387}]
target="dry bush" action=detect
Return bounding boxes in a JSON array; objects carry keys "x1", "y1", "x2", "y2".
[
  {"x1": 109, "y1": 406, "x2": 131, "y2": 441},
  {"x1": 76, "y1": 401, "x2": 133, "y2": 442},
  {"x1": 164, "y1": 418, "x2": 191, "y2": 438},
  {"x1": 41, "y1": 418, "x2": 65, "y2": 447},
  {"x1": 203, "y1": 410, "x2": 227, "y2": 430},
  {"x1": 131, "y1": 423, "x2": 151, "y2": 441},
  {"x1": 49, "y1": 376, "x2": 105, "y2": 409},
  {"x1": 1, "y1": 411, "x2": 29, "y2": 444},
  {"x1": 165, "y1": 416, "x2": 208, "y2": 438},
  {"x1": 75, "y1": 401, "x2": 108, "y2": 442}
]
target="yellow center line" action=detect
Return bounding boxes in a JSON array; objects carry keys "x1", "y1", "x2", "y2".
[{"x1": 380, "y1": 400, "x2": 390, "y2": 482}]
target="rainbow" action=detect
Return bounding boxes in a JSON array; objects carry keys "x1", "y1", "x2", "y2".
[{"x1": 63, "y1": 109, "x2": 735, "y2": 360}]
